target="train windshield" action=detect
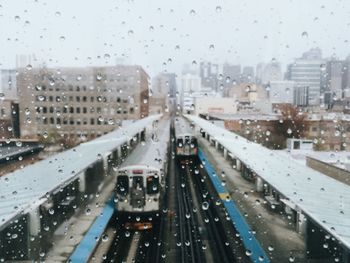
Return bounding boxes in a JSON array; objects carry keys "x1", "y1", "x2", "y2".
[
  {"x1": 185, "y1": 136, "x2": 190, "y2": 145},
  {"x1": 147, "y1": 176, "x2": 160, "y2": 194},
  {"x1": 191, "y1": 138, "x2": 198, "y2": 148},
  {"x1": 132, "y1": 176, "x2": 144, "y2": 189},
  {"x1": 116, "y1": 176, "x2": 129, "y2": 196}
]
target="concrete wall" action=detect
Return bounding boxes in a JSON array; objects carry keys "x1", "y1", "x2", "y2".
[
  {"x1": 194, "y1": 97, "x2": 237, "y2": 115},
  {"x1": 306, "y1": 157, "x2": 350, "y2": 186}
]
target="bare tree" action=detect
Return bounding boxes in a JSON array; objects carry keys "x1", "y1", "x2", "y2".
[{"x1": 275, "y1": 104, "x2": 309, "y2": 140}]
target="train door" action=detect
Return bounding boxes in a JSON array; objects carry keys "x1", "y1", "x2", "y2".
[
  {"x1": 176, "y1": 137, "x2": 183, "y2": 155},
  {"x1": 130, "y1": 176, "x2": 145, "y2": 209},
  {"x1": 184, "y1": 136, "x2": 191, "y2": 155}
]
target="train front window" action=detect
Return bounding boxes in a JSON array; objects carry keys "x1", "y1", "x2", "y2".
[
  {"x1": 191, "y1": 138, "x2": 198, "y2": 148},
  {"x1": 132, "y1": 176, "x2": 144, "y2": 189},
  {"x1": 147, "y1": 176, "x2": 160, "y2": 194},
  {"x1": 185, "y1": 136, "x2": 190, "y2": 145},
  {"x1": 116, "y1": 176, "x2": 129, "y2": 196}
]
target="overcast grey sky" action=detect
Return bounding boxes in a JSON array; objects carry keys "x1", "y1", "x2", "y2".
[{"x1": 0, "y1": 0, "x2": 350, "y2": 76}]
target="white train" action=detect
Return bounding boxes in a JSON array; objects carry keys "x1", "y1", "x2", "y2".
[
  {"x1": 115, "y1": 118, "x2": 170, "y2": 228},
  {"x1": 174, "y1": 116, "x2": 198, "y2": 158}
]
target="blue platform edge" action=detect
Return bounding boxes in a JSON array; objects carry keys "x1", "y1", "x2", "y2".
[
  {"x1": 68, "y1": 198, "x2": 115, "y2": 263},
  {"x1": 198, "y1": 148, "x2": 270, "y2": 263}
]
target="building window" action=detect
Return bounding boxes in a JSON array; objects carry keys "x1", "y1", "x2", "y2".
[
  {"x1": 69, "y1": 118, "x2": 74, "y2": 125},
  {"x1": 97, "y1": 107, "x2": 101, "y2": 114},
  {"x1": 82, "y1": 96, "x2": 87, "y2": 102},
  {"x1": 90, "y1": 118, "x2": 95, "y2": 125},
  {"x1": 76, "y1": 86, "x2": 80, "y2": 92},
  {"x1": 90, "y1": 96, "x2": 94, "y2": 102},
  {"x1": 70, "y1": 107, "x2": 74, "y2": 113},
  {"x1": 49, "y1": 96, "x2": 53, "y2": 102},
  {"x1": 76, "y1": 96, "x2": 80, "y2": 102},
  {"x1": 76, "y1": 107, "x2": 81, "y2": 114},
  {"x1": 83, "y1": 107, "x2": 87, "y2": 114},
  {"x1": 43, "y1": 107, "x2": 47, "y2": 113},
  {"x1": 57, "y1": 118, "x2": 61, "y2": 125},
  {"x1": 117, "y1": 97, "x2": 121, "y2": 103},
  {"x1": 50, "y1": 107, "x2": 54, "y2": 113},
  {"x1": 69, "y1": 96, "x2": 73, "y2": 102},
  {"x1": 130, "y1": 107, "x2": 134, "y2": 114},
  {"x1": 50, "y1": 117, "x2": 54, "y2": 124}
]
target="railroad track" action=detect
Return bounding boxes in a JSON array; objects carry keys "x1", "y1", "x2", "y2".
[
  {"x1": 175, "y1": 162, "x2": 204, "y2": 263},
  {"x1": 189, "y1": 162, "x2": 237, "y2": 263}
]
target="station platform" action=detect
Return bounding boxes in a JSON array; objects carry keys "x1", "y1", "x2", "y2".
[
  {"x1": 198, "y1": 136, "x2": 312, "y2": 262},
  {"x1": 46, "y1": 176, "x2": 116, "y2": 262}
]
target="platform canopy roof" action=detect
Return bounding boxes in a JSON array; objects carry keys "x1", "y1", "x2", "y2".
[
  {"x1": 185, "y1": 114, "x2": 350, "y2": 249},
  {"x1": 0, "y1": 115, "x2": 161, "y2": 230}
]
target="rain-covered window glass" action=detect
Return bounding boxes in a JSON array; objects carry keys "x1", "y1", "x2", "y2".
[
  {"x1": 146, "y1": 176, "x2": 160, "y2": 194},
  {"x1": 116, "y1": 176, "x2": 129, "y2": 196},
  {"x1": 1, "y1": 1, "x2": 350, "y2": 263}
]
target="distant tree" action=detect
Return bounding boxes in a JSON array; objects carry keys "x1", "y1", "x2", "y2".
[
  {"x1": 59, "y1": 134, "x2": 79, "y2": 149},
  {"x1": 39, "y1": 129, "x2": 61, "y2": 145},
  {"x1": 275, "y1": 104, "x2": 309, "y2": 140}
]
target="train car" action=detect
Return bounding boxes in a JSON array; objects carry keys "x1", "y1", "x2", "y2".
[
  {"x1": 115, "y1": 118, "x2": 170, "y2": 229},
  {"x1": 174, "y1": 116, "x2": 198, "y2": 159}
]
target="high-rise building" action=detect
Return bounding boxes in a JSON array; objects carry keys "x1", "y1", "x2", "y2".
[
  {"x1": 294, "y1": 85, "x2": 309, "y2": 107},
  {"x1": 342, "y1": 56, "x2": 350, "y2": 97},
  {"x1": 223, "y1": 63, "x2": 241, "y2": 84},
  {"x1": 242, "y1": 66, "x2": 255, "y2": 83},
  {"x1": 302, "y1": 47, "x2": 322, "y2": 60},
  {"x1": 325, "y1": 59, "x2": 343, "y2": 100},
  {"x1": 0, "y1": 69, "x2": 18, "y2": 100},
  {"x1": 150, "y1": 73, "x2": 177, "y2": 114},
  {"x1": 17, "y1": 65, "x2": 149, "y2": 139},
  {"x1": 181, "y1": 73, "x2": 201, "y2": 93},
  {"x1": 289, "y1": 48, "x2": 324, "y2": 105},
  {"x1": 200, "y1": 62, "x2": 219, "y2": 91},
  {"x1": 260, "y1": 61, "x2": 283, "y2": 84}
]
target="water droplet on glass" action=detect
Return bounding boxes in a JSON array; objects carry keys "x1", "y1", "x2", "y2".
[
  {"x1": 301, "y1": 31, "x2": 308, "y2": 38},
  {"x1": 202, "y1": 202, "x2": 209, "y2": 210},
  {"x1": 189, "y1": 9, "x2": 196, "y2": 16}
]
